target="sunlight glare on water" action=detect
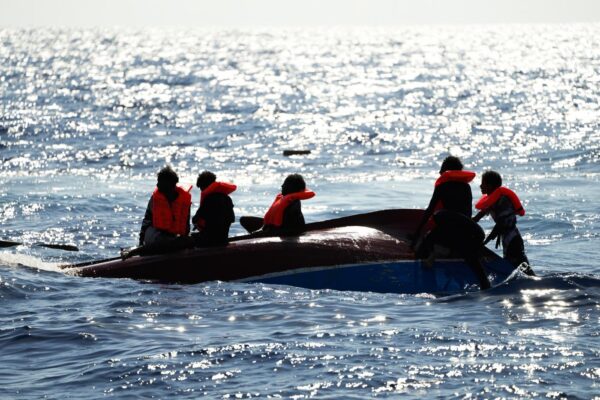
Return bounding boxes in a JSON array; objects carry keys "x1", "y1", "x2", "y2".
[{"x1": 0, "y1": 25, "x2": 599, "y2": 398}]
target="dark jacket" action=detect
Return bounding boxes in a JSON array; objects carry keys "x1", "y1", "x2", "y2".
[
  {"x1": 191, "y1": 192, "x2": 235, "y2": 246},
  {"x1": 281, "y1": 199, "x2": 306, "y2": 234},
  {"x1": 414, "y1": 181, "x2": 473, "y2": 238},
  {"x1": 263, "y1": 199, "x2": 306, "y2": 236}
]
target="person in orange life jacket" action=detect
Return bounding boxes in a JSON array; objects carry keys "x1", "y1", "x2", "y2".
[
  {"x1": 191, "y1": 171, "x2": 236, "y2": 246},
  {"x1": 412, "y1": 156, "x2": 474, "y2": 244},
  {"x1": 262, "y1": 174, "x2": 315, "y2": 235},
  {"x1": 139, "y1": 166, "x2": 192, "y2": 247},
  {"x1": 473, "y1": 171, "x2": 532, "y2": 273},
  {"x1": 411, "y1": 156, "x2": 490, "y2": 289}
]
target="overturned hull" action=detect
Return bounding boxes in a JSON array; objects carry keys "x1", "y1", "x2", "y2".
[{"x1": 63, "y1": 210, "x2": 517, "y2": 294}]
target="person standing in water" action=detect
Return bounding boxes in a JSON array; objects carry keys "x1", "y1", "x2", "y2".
[
  {"x1": 411, "y1": 156, "x2": 491, "y2": 289},
  {"x1": 473, "y1": 170, "x2": 533, "y2": 274}
]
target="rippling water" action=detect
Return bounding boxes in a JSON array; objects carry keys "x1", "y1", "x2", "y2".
[{"x1": 1, "y1": 26, "x2": 599, "y2": 398}]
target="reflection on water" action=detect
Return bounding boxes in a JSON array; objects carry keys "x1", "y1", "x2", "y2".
[{"x1": 1, "y1": 25, "x2": 599, "y2": 398}]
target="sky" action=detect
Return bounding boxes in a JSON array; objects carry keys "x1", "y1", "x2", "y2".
[{"x1": 0, "y1": 0, "x2": 599, "y2": 27}]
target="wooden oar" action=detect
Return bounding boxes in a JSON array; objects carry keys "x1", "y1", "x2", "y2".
[{"x1": 0, "y1": 239, "x2": 79, "y2": 252}]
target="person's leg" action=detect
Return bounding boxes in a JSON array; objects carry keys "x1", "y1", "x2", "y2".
[
  {"x1": 122, "y1": 231, "x2": 192, "y2": 260},
  {"x1": 139, "y1": 236, "x2": 193, "y2": 256},
  {"x1": 464, "y1": 255, "x2": 491, "y2": 289},
  {"x1": 439, "y1": 214, "x2": 489, "y2": 289},
  {"x1": 505, "y1": 236, "x2": 534, "y2": 275}
]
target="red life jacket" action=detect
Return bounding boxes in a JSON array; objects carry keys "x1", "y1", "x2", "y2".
[
  {"x1": 152, "y1": 184, "x2": 192, "y2": 235},
  {"x1": 201, "y1": 181, "x2": 237, "y2": 205},
  {"x1": 195, "y1": 181, "x2": 237, "y2": 230},
  {"x1": 475, "y1": 186, "x2": 525, "y2": 216},
  {"x1": 435, "y1": 170, "x2": 476, "y2": 187},
  {"x1": 433, "y1": 170, "x2": 476, "y2": 211},
  {"x1": 263, "y1": 190, "x2": 315, "y2": 227}
]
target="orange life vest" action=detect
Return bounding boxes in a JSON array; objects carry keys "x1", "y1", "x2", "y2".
[
  {"x1": 195, "y1": 182, "x2": 237, "y2": 230},
  {"x1": 475, "y1": 186, "x2": 525, "y2": 216},
  {"x1": 433, "y1": 170, "x2": 476, "y2": 211},
  {"x1": 435, "y1": 170, "x2": 476, "y2": 187},
  {"x1": 200, "y1": 181, "x2": 237, "y2": 205},
  {"x1": 263, "y1": 190, "x2": 315, "y2": 227},
  {"x1": 152, "y1": 184, "x2": 192, "y2": 235}
]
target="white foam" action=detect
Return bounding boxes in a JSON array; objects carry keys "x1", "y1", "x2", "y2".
[{"x1": 0, "y1": 251, "x2": 63, "y2": 272}]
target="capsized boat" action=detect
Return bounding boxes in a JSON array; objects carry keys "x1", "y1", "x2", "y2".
[{"x1": 61, "y1": 209, "x2": 519, "y2": 294}]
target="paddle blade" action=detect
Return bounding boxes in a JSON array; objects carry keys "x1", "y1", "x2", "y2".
[
  {"x1": 240, "y1": 216, "x2": 264, "y2": 233},
  {"x1": 37, "y1": 243, "x2": 79, "y2": 251},
  {"x1": 0, "y1": 240, "x2": 22, "y2": 248},
  {"x1": 0, "y1": 240, "x2": 79, "y2": 251}
]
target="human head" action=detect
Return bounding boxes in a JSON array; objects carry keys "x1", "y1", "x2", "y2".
[
  {"x1": 480, "y1": 170, "x2": 502, "y2": 194},
  {"x1": 196, "y1": 170, "x2": 216, "y2": 191},
  {"x1": 281, "y1": 174, "x2": 306, "y2": 196},
  {"x1": 156, "y1": 166, "x2": 179, "y2": 195},
  {"x1": 439, "y1": 156, "x2": 463, "y2": 174}
]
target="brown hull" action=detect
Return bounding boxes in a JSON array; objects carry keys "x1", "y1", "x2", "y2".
[{"x1": 64, "y1": 209, "x2": 423, "y2": 283}]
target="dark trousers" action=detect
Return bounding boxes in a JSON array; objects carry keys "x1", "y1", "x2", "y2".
[
  {"x1": 416, "y1": 211, "x2": 490, "y2": 289},
  {"x1": 505, "y1": 235, "x2": 531, "y2": 273}
]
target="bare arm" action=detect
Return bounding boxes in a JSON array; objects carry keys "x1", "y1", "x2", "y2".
[{"x1": 472, "y1": 210, "x2": 487, "y2": 223}]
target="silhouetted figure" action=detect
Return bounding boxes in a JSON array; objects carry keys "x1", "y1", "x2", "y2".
[
  {"x1": 412, "y1": 156, "x2": 490, "y2": 289},
  {"x1": 473, "y1": 170, "x2": 532, "y2": 274},
  {"x1": 123, "y1": 166, "x2": 192, "y2": 259},
  {"x1": 262, "y1": 174, "x2": 315, "y2": 236},
  {"x1": 191, "y1": 171, "x2": 236, "y2": 246},
  {"x1": 139, "y1": 166, "x2": 191, "y2": 246}
]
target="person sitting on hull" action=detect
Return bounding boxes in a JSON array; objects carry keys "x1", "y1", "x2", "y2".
[
  {"x1": 411, "y1": 156, "x2": 491, "y2": 289},
  {"x1": 473, "y1": 170, "x2": 533, "y2": 275},
  {"x1": 139, "y1": 165, "x2": 192, "y2": 246},
  {"x1": 191, "y1": 171, "x2": 236, "y2": 246},
  {"x1": 262, "y1": 174, "x2": 315, "y2": 236},
  {"x1": 122, "y1": 166, "x2": 192, "y2": 259}
]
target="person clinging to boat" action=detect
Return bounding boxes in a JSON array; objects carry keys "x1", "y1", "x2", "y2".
[
  {"x1": 473, "y1": 170, "x2": 533, "y2": 275},
  {"x1": 260, "y1": 174, "x2": 315, "y2": 235},
  {"x1": 410, "y1": 156, "x2": 491, "y2": 289},
  {"x1": 191, "y1": 171, "x2": 236, "y2": 246}
]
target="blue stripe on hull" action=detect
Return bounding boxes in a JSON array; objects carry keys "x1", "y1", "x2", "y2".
[{"x1": 241, "y1": 258, "x2": 515, "y2": 294}]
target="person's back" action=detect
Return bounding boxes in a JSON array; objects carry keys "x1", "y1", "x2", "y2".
[
  {"x1": 139, "y1": 166, "x2": 191, "y2": 247},
  {"x1": 123, "y1": 166, "x2": 192, "y2": 259},
  {"x1": 412, "y1": 155, "x2": 490, "y2": 289},
  {"x1": 280, "y1": 198, "x2": 305, "y2": 231},
  {"x1": 192, "y1": 171, "x2": 236, "y2": 246},
  {"x1": 430, "y1": 180, "x2": 473, "y2": 217},
  {"x1": 413, "y1": 156, "x2": 475, "y2": 242}
]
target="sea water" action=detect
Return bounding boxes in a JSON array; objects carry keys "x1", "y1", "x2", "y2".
[{"x1": 1, "y1": 26, "x2": 599, "y2": 398}]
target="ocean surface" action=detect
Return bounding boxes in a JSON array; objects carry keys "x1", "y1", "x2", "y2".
[{"x1": 1, "y1": 25, "x2": 599, "y2": 398}]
